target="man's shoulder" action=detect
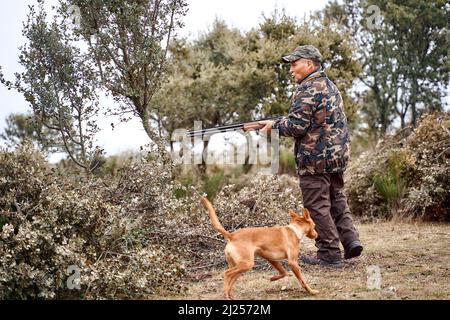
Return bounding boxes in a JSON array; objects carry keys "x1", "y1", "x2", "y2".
[
  {"x1": 301, "y1": 72, "x2": 341, "y2": 95},
  {"x1": 297, "y1": 74, "x2": 328, "y2": 95}
]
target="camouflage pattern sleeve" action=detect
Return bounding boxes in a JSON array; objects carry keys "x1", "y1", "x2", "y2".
[{"x1": 273, "y1": 86, "x2": 315, "y2": 138}]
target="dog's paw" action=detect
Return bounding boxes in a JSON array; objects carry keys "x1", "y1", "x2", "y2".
[
  {"x1": 309, "y1": 289, "x2": 319, "y2": 295},
  {"x1": 270, "y1": 274, "x2": 286, "y2": 281}
]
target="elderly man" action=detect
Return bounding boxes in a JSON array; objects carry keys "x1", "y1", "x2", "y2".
[{"x1": 258, "y1": 45, "x2": 363, "y2": 268}]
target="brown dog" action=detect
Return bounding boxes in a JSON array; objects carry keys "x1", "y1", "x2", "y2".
[{"x1": 200, "y1": 196, "x2": 319, "y2": 299}]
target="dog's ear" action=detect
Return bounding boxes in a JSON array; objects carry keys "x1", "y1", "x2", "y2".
[
  {"x1": 303, "y1": 208, "x2": 311, "y2": 220},
  {"x1": 289, "y1": 209, "x2": 300, "y2": 218}
]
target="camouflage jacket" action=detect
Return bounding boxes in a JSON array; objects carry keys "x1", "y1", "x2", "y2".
[{"x1": 273, "y1": 69, "x2": 350, "y2": 176}]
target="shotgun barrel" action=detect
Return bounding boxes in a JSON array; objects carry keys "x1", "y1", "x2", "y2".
[{"x1": 186, "y1": 116, "x2": 282, "y2": 138}]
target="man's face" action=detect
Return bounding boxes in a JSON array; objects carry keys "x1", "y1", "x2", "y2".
[{"x1": 289, "y1": 58, "x2": 316, "y2": 83}]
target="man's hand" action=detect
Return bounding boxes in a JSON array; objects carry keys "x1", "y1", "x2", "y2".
[
  {"x1": 258, "y1": 120, "x2": 274, "y2": 134},
  {"x1": 242, "y1": 120, "x2": 275, "y2": 133}
]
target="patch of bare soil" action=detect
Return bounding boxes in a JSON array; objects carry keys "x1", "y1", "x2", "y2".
[{"x1": 165, "y1": 221, "x2": 450, "y2": 300}]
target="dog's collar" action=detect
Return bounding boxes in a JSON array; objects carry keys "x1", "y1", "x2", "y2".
[{"x1": 287, "y1": 224, "x2": 304, "y2": 241}]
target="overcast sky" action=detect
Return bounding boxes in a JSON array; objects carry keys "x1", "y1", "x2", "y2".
[{"x1": 0, "y1": 0, "x2": 329, "y2": 155}]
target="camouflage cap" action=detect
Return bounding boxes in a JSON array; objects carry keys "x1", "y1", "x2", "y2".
[{"x1": 282, "y1": 45, "x2": 323, "y2": 63}]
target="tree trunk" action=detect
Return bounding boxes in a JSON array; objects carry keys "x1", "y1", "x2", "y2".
[
  {"x1": 141, "y1": 111, "x2": 171, "y2": 166},
  {"x1": 400, "y1": 113, "x2": 406, "y2": 129},
  {"x1": 373, "y1": 86, "x2": 389, "y2": 135},
  {"x1": 197, "y1": 139, "x2": 209, "y2": 176},
  {"x1": 410, "y1": 78, "x2": 418, "y2": 127}
]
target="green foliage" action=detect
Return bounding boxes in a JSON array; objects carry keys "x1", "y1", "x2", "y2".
[
  {"x1": 324, "y1": 0, "x2": 449, "y2": 136},
  {"x1": 173, "y1": 175, "x2": 195, "y2": 199},
  {"x1": 372, "y1": 151, "x2": 409, "y2": 216},
  {"x1": 0, "y1": 2, "x2": 101, "y2": 174},
  {"x1": 278, "y1": 146, "x2": 297, "y2": 175},
  {"x1": 203, "y1": 168, "x2": 225, "y2": 201},
  {"x1": 158, "y1": 10, "x2": 361, "y2": 137},
  {"x1": 157, "y1": 19, "x2": 276, "y2": 134},
  {"x1": 0, "y1": 0, "x2": 188, "y2": 169},
  {"x1": 0, "y1": 113, "x2": 52, "y2": 149},
  {"x1": 68, "y1": 0, "x2": 187, "y2": 149}
]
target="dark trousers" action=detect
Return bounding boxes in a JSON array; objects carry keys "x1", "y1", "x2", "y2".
[{"x1": 299, "y1": 173, "x2": 359, "y2": 261}]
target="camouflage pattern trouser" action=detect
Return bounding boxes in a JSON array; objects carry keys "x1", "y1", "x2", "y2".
[{"x1": 299, "y1": 173, "x2": 360, "y2": 262}]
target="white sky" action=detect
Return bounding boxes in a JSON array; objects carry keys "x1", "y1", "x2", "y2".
[{"x1": 0, "y1": 0, "x2": 329, "y2": 155}]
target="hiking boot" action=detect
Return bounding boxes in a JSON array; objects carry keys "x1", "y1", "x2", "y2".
[
  {"x1": 344, "y1": 240, "x2": 363, "y2": 260},
  {"x1": 301, "y1": 255, "x2": 344, "y2": 268}
]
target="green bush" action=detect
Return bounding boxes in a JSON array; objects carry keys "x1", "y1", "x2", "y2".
[
  {"x1": 372, "y1": 150, "x2": 409, "y2": 217},
  {"x1": 279, "y1": 146, "x2": 297, "y2": 175},
  {"x1": 173, "y1": 175, "x2": 195, "y2": 199},
  {"x1": 203, "y1": 168, "x2": 225, "y2": 200}
]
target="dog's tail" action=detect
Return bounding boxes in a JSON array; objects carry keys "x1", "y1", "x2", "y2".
[{"x1": 200, "y1": 196, "x2": 232, "y2": 241}]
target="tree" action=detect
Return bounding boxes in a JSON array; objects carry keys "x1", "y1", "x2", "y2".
[
  {"x1": 158, "y1": 11, "x2": 361, "y2": 133},
  {"x1": 155, "y1": 11, "x2": 361, "y2": 173},
  {"x1": 155, "y1": 20, "x2": 277, "y2": 173},
  {"x1": 0, "y1": 2, "x2": 101, "y2": 175},
  {"x1": 1, "y1": 0, "x2": 188, "y2": 170},
  {"x1": 157, "y1": 20, "x2": 275, "y2": 134},
  {"x1": 322, "y1": 0, "x2": 449, "y2": 135},
  {"x1": 379, "y1": 0, "x2": 449, "y2": 127},
  {"x1": 0, "y1": 113, "x2": 57, "y2": 149},
  {"x1": 69, "y1": 0, "x2": 187, "y2": 159}
]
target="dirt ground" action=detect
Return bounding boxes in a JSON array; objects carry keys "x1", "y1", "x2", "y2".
[{"x1": 166, "y1": 221, "x2": 450, "y2": 300}]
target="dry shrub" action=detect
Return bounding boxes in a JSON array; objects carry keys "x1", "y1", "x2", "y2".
[
  {"x1": 0, "y1": 144, "x2": 303, "y2": 297},
  {"x1": 166, "y1": 173, "x2": 302, "y2": 272},
  {"x1": 402, "y1": 113, "x2": 450, "y2": 221},
  {"x1": 345, "y1": 112, "x2": 450, "y2": 221},
  {"x1": 0, "y1": 143, "x2": 187, "y2": 299}
]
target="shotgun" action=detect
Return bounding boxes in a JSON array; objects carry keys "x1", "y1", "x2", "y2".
[{"x1": 186, "y1": 116, "x2": 283, "y2": 138}]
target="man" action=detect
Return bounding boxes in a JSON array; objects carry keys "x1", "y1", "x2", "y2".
[{"x1": 257, "y1": 45, "x2": 363, "y2": 268}]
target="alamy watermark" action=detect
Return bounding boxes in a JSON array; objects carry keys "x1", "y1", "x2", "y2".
[
  {"x1": 366, "y1": 265, "x2": 382, "y2": 290},
  {"x1": 67, "y1": 4, "x2": 81, "y2": 29},
  {"x1": 171, "y1": 122, "x2": 280, "y2": 175},
  {"x1": 366, "y1": 5, "x2": 382, "y2": 30},
  {"x1": 66, "y1": 265, "x2": 81, "y2": 290}
]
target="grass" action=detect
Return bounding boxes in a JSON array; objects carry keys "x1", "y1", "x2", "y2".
[{"x1": 163, "y1": 221, "x2": 450, "y2": 300}]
